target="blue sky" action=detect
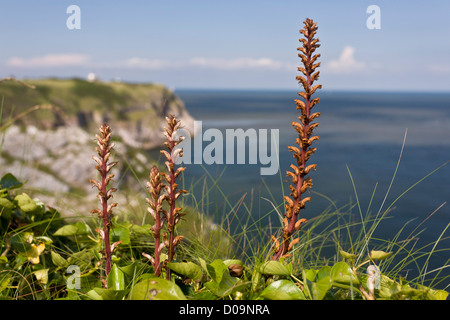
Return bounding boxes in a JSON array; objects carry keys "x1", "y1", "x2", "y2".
[{"x1": 1, "y1": 0, "x2": 450, "y2": 91}]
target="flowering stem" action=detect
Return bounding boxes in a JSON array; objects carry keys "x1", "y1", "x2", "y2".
[
  {"x1": 272, "y1": 18, "x2": 321, "y2": 260},
  {"x1": 146, "y1": 166, "x2": 165, "y2": 276},
  {"x1": 90, "y1": 123, "x2": 118, "y2": 278}
]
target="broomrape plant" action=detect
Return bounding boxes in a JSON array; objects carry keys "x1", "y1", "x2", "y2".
[
  {"x1": 143, "y1": 115, "x2": 187, "y2": 279},
  {"x1": 90, "y1": 123, "x2": 119, "y2": 280},
  {"x1": 271, "y1": 18, "x2": 321, "y2": 260}
]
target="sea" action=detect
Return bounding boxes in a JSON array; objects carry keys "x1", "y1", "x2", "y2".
[{"x1": 168, "y1": 89, "x2": 450, "y2": 286}]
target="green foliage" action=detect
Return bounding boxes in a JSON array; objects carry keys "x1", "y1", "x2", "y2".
[
  {"x1": 0, "y1": 169, "x2": 447, "y2": 300},
  {"x1": 260, "y1": 280, "x2": 305, "y2": 300},
  {"x1": 130, "y1": 277, "x2": 187, "y2": 300}
]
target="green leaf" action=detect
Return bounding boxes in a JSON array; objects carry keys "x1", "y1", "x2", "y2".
[
  {"x1": 216, "y1": 271, "x2": 238, "y2": 297},
  {"x1": 53, "y1": 222, "x2": 90, "y2": 237},
  {"x1": 340, "y1": 250, "x2": 357, "y2": 260},
  {"x1": 0, "y1": 278, "x2": 10, "y2": 293},
  {"x1": 34, "y1": 236, "x2": 53, "y2": 245},
  {"x1": 0, "y1": 197, "x2": 14, "y2": 218},
  {"x1": 311, "y1": 276, "x2": 332, "y2": 300},
  {"x1": 167, "y1": 261, "x2": 202, "y2": 280},
  {"x1": 206, "y1": 259, "x2": 226, "y2": 284},
  {"x1": 107, "y1": 264, "x2": 125, "y2": 291},
  {"x1": 370, "y1": 250, "x2": 393, "y2": 261},
  {"x1": 391, "y1": 286, "x2": 424, "y2": 300},
  {"x1": 130, "y1": 224, "x2": 152, "y2": 236},
  {"x1": 251, "y1": 269, "x2": 262, "y2": 292},
  {"x1": 130, "y1": 278, "x2": 187, "y2": 300},
  {"x1": 429, "y1": 289, "x2": 449, "y2": 300},
  {"x1": 416, "y1": 284, "x2": 449, "y2": 300},
  {"x1": 14, "y1": 193, "x2": 37, "y2": 213},
  {"x1": 303, "y1": 269, "x2": 317, "y2": 282},
  {"x1": 0, "y1": 173, "x2": 23, "y2": 190},
  {"x1": 205, "y1": 259, "x2": 238, "y2": 297},
  {"x1": 86, "y1": 287, "x2": 129, "y2": 300},
  {"x1": 53, "y1": 224, "x2": 78, "y2": 236},
  {"x1": 259, "y1": 260, "x2": 292, "y2": 276},
  {"x1": 51, "y1": 250, "x2": 69, "y2": 268},
  {"x1": 223, "y1": 259, "x2": 244, "y2": 267},
  {"x1": 66, "y1": 248, "x2": 95, "y2": 270},
  {"x1": 33, "y1": 268, "x2": 49, "y2": 285},
  {"x1": 0, "y1": 256, "x2": 8, "y2": 264},
  {"x1": 331, "y1": 262, "x2": 359, "y2": 285},
  {"x1": 119, "y1": 261, "x2": 139, "y2": 277},
  {"x1": 198, "y1": 257, "x2": 208, "y2": 273},
  {"x1": 378, "y1": 274, "x2": 401, "y2": 299},
  {"x1": 111, "y1": 224, "x2": 130, "y2": 245},
  {"x1": 260, "y1": 280, "x2": 306, "y2": 300},
  {"x1": 301, "y1": 266, "x2": 332, "y2": 300},
  {"x1": 10, "y1": 232, "x2": 32, "y2": 253},
  {"x1": 31, "y1": 198, "x2": 46, "y2": 215},
  {"x1": 317, "y1": 266, "x2": 332, "y2": 280}
]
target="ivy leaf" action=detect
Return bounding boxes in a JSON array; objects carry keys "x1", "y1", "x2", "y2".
[
  {"x1": 14, "y1": 193, "x2": 37, "y2": 213},
  {"x1": 0, "y1": 173, "x2": 23, "y2": 190},
  {"x1": 130, "y1": 224, "x2": 152, "y2": 236},
  {"x1": 111, "y1": 224, "x2": 130, "y2": 245},
  {"x1": 51, "y1": 250, "x2": 69, "y2": 268},
  {"x1": 33, "y1": 268, "x2": 49, "y2": 285},
  {"x1": 167, "y1": 261, "x2": 203, "y2": 280},
  {"x1": 129, "y1": 277, "x2": 187, "y2": 300},
  {"x1": 223, "y1": 259, "x2": 244, "y2": 267},
  {"x1": 259, "y1": 260, "x2": 292, "y2": 276},
  {"x1": 330, "y1": 262, "x2": 359, "y2": 285},
  {"x1": 370, "y1": 250, "x2": 393, "y2": 261},
  {"x1": 107, "y1": 264, "x2": 125, "y2": 291},
  {"x1": 10, "y1": 232, "x2": 32, "y2": 253},
  {"x1": 53, "y1": 222, "x2": 90, "y2": 237},
  {"x1": 0, "y1": 197, "x2": 14, "y2": 218},
  {"x1": 0, "y1": 278, "x2": 10, "y2": 293},
  {"x1": 340, "y1": 250, "x2": 357, "y2": 260},
  {"x1": 260, "y1": 280, "x2": 306, "y2": 300},
  {"x1": 205, "y1": 259, "x2": 238, "y2": 297},
  {"x1": 87, "y1": 287, "x2": 129, "y2": 300}
]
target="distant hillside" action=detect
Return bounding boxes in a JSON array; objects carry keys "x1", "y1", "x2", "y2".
[
  {"x1": 0, "y1": 77, "x2": 195, "y2": 149},
  {"x1": 0, "y1": 78, "x2": 195, "y2": 215}
]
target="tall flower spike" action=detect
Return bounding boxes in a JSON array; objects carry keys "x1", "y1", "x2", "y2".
[
  {"x1": 272, "y1": 18, "x2": 321, "y2": 260},
  {"x1": 90, "y1": 123, "x2": 118, "y2": 278},
  {"x1": 160, "y1": 114, "x2": 187, "y2": 279},
  {"x1": 143, "y1": 165, "x2": 166, "y2": 276}
]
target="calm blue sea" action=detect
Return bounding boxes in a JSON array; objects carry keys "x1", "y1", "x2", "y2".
[{"x1": 172, "y1": 89, "x2": 450, "y2": 285}]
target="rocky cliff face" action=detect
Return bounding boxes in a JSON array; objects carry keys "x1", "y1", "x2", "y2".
[
  {"x1": 0, "y1": 78, "x2": 195, "y2": 215},
  {"x1": 1, "y1": 78, "x2": 195, "y2": 149}
]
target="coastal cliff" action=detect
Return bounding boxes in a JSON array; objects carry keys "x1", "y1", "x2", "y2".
[
  {"x1": 0, "y1": 78, "x2": 195, "y2": 214},
  {"x1": 0, "y1": 78, "x2": 195, "y2": 149}
]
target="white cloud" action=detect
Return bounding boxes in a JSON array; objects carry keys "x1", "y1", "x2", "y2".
[
  {"x1": 326, "y1": 46, "x2": 365, "y2": 74},
  {"x1": 121, "y1": 56, "x2": 294, "y2": 71},
  {"x1": 188, "y1": 57, "x2": 294, "y2": 70},
  {"x1": 429, "y1": 64, "x2": 450, "y2": 74},
  {"x1": 123, "y1": 57, "x2": 174, "y2": 69},
  {"x1": 5, "y1": 54, "x2": 296, "y2": 72},
  {"x1": 6, "y1": 54, "x2": 90, "y2": 68}
]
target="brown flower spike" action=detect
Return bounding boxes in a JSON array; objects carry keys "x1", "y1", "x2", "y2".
[
  {"x1": 90, "y1": 123, "x2": 118, "y2": 276},
  {"x1": 272, "y1": 18, "x2": 322, "y2": 260},
  {"x1": 160, "y1": 115, "x2": 187, "y2": 278},
  {"x1": 143, "y1": 165, "x2": 166, "y2": 276}
]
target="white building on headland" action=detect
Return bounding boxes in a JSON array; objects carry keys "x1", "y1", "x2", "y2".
[{"x1": 86, "y1": 72, "x2": 97, "y2": 82}]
